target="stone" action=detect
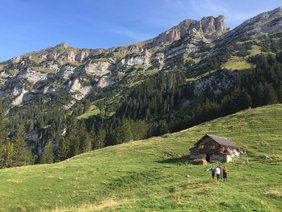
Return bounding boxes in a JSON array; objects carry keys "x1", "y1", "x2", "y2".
[{"x1": 192, "y1": 159, "x2": 207, "y2": 165}]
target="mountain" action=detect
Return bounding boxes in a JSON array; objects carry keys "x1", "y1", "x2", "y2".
[
  {"x1": 0, "y1": 104, "x2": 281, "y2": 211},
  {"x1": 0, "y1": 15, "x2": 228, "y2": 105},
  {"x1": 0, "y1": 7, "x2": 282, "y2": 163}
]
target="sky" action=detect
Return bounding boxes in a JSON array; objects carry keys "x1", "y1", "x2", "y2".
[{"x1": 0, "y1": 0, "x2": 281, "y2": 61}]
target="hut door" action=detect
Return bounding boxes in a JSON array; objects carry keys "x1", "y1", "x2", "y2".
[{"x1": 206, "y1": 154, "x2": 210, "y2": 162}]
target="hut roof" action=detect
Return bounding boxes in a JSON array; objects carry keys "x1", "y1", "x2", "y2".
[{"x1": 195, "y1": 134, "x2": 240, "y2": 149}]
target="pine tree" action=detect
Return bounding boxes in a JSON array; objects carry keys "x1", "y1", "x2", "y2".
[
  {"x1": 114, "y1": 118, "x2": 132, "y2": 144},
  {"x1": 66, "y1": 119, "x2": 80, "y2": 157},
  {"x1": 277, "y1": 82, "x2": 282, "y2": 102},
  {"x1": 264, "y1": 84, "x2": 279, "y2": 104},
  {"x1": 253, "y1": 83, "x2": 265, "y2": 107},
  {"x1": 79, "y1": 122, "x2": 91, "y2": 153},
  {"x1": 130, "y1": 120, "x2": 148, "y2": 140},
  {"x1": 90, "y1": 127, "x2": 97, "y2": 149},
  {"x1": 40, "y1": 141, "x2": 54, "y2": 164},
  {"x1": 95, "y1": 128, "x2": 106, "y2": 149},
  {"x1": 0, "y1": 103, "x2": 10, "y2": 168},
  {"x1": 0, "y1": 143, "x2": 14, "y2": 168},
  {"x1": 11, "y1": 125, "x2": 33, "y2": 167},
  {"x1": 57, "y1": 137, "x2": 70, "y2": 161},
  {"x1": 158, "y1": 120, "x2": 169, "y2": 135},
  {"x1": 84, "y1": 100, "x2": 91, "y2": 113},
  {"x1": 0, "y1": 103, "x2": 7, "y2": 145}
]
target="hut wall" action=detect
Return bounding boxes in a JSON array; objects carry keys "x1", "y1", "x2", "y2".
[{"x1": 196, "y1": 138, "x2": 220, "y2": 154}]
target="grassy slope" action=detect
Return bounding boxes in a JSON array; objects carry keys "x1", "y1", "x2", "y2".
[
  {"x1": 77, "y1": 105, "x2": 101, "y2": 120},
  {"x1": 0, "y1": 105, "x2": 282, "y2": 211}
]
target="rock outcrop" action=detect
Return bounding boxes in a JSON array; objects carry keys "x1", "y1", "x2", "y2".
[
  {"x1": 152, "y1": 15, "x2": 227, "y2": 46},
  {"x1": 222, "y1": 6, "x2": 282, "y2": 42},
  {"x1": 83, "y1": 61, "x2": 114, "y2": 77},
  {"x1": 69, "y1": 78, "x2": 92, "y2": 100}
]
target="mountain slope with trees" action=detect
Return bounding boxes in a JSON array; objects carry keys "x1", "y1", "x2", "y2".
[{"x1": 0, "y1": 7, "x2": 282, "y2": 166}]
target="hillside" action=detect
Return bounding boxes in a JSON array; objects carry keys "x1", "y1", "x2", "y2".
[
  {"x1": 0, "y1": 7, "x2": 281, "y2": 164},
  {"x1": 0, "y1": 104, "x2": 281, "y2": 211}
]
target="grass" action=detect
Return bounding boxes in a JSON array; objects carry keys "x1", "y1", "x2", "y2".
[
  {"x1": 77, "y1": 105, "x2": 101, "y2": 120},
  {"x1": 0, "y1": 104, "x2": 282, "y2": 211},
  {"x1": 249, "y1": 45, "x2": 262, "y2": 56},
  {"x1": 221, "y1": 56, "x2": 254, "y2": 70}
]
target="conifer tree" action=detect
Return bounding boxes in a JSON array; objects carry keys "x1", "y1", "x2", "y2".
[
  {"x1": 40, "y1": 141, "x2": 54, "y2": 164},
  {"x1": 264, "y1": 84, "x2": 279, "y2": 104},
  {"x1": 278, "y1": 83, "x2": 282, "y2": 102},
  {"x1": 11, "y1": 125, "x2": 33, "y2": 167},
  {"x1": 0, "y1": 143, "x2": 14, "y2": 168},
  {"x1": 57, "y1": 137, "x2": 70, "y2": 161},
  {"x1": 90, "y1": 126, "x2": 97, "y2": 149},
  {"x1": 79, "y1": 122, "x2": 91, "y2": 152},
  {"x1": 95, "y1": 128, "x2": 106, "y2": 149},
  {"x1": 253, "y1": 83, "x2": 265, "y2": 107},
  {"x1": 114, "y1": 117, "x2": 132, "y2": 144}
]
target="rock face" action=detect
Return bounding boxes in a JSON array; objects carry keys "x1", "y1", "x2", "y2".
[
  {"x1": 0, "y1": 7, "x2": 282, "y2": 108},
  {"x1": 59, "y1": 65, "x2": 76, "y2": 79},
  {"x1": 12, "y1": 88, "x2": 28, "y2": 106},
  {"x1": 84, "y1": 61, "x2": 114, "y2": 77},
  {"x1": 97, "y1": 75, "x2": 113, "y2": 88},
  {"x1": 222, "y1": 6, "x2": 282, "y2": 42},
  {"x1": 69, "y1": 79, "x2": 92, "y2": 100},
  {"x1": 76, "y1": 51, "x2": 89, "y2": 62},
  {"x1": 118, "y1": 51, "x2": 152, "y2": 67},
  {"x1": 152, "y1": 15, "x2": 227, "y2": 45},
  {"x1": 20, "y1": 70, "x2": 48, "y2": 84},
  {"x1": 242, "y1": 6, "x2": 282, "y2": 34}
]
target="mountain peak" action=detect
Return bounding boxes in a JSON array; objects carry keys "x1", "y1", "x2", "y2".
[
  {"x1": 152, "y1": 15, "x2": 227, "y2": 46},
  {"x1": 54, "y1": 42, "x2": 70, "y2": 49},
  {"x1": 199, "y1": 15, "x2": 227, "y2": 35},
  {"x1": 274, "y1": 6, "x2": 282, "y2": 12},
  {"x1": 225, "y1": 6, "x2": 282, "y2": 39}
]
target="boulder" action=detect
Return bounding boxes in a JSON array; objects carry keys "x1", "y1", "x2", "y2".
[{"x1": 192, "y1": 159, "x2": 207, "y2": 165}]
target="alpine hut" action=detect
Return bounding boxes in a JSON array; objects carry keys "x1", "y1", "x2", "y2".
[{"x1": 189, "y1": 134, "x2": 240, "y2": 163}]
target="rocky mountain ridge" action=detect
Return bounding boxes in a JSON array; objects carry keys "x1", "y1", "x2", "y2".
[
  {"x1": 0, "y1": 7, "x2": 281, "y2": 110},
  {"x1": 0, "y1": 15, "x2": 230, "y2": 107},
  {"x1": 0, "y1": 6, "x2": 281, "y2": 161}
]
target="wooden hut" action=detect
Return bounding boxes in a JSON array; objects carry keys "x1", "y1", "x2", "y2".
[{"x1": 189, "y1": 134, "x2": 240, "y2": 163}]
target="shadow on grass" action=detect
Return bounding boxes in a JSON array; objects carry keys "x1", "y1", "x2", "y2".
[{"x1": 157, "y1": 155, "x2": 192, "y2": 164}]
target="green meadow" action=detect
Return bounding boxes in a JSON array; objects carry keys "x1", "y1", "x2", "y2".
[{"x1": 0, "y1": 104, "x2": 281, "y2": 211}]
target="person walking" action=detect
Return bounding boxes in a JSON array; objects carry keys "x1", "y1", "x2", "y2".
[
  {"x1": 219, "y1": 165, "x2": 223, "y2": 179},
  {"x1": 211, "y1": 167, "x2": 215, "y2": 179},
  {"x1": 223, "y1": 166, "x2": 228, "y2": 181},
  {"x1": 215, "y1": 166, "x2": 221, "y2": 180}
]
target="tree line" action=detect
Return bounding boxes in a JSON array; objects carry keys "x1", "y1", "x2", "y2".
[{"x1": 0, "y1": 52, "x2": 282, "y2": 168}]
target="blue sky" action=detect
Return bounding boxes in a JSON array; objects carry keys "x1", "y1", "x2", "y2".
[{"x1": 1, "y1": 0, "x2": 281, "y2": 61}]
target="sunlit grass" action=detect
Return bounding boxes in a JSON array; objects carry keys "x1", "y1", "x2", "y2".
[
  {"x1": 222, "y1": 56, "x2": 254, "y2": 70},
  {"x1": 0, "y1": 104, "x2": 281, "y2": 211},
  {"x1": 77, "y1": 104, "x2": 101, "y2": 120}
]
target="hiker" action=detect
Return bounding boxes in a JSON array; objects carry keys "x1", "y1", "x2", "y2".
[
  {"x1": 219, "y1": 165, "x2": 223, "y2": 179},
  {"x1": 215, "y1": 166, "x2": 221, "y2": 180},
  {"x1": 223, "y1": 166, "x2": 228, "y2": 181},
  {"x1": 211, "y1": 167, "x2": 215, "y2": 179}
]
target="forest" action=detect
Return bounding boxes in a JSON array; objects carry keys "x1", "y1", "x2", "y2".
[{"x1": 0, "y1": 51, "x2": 282, "y2": 168}]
